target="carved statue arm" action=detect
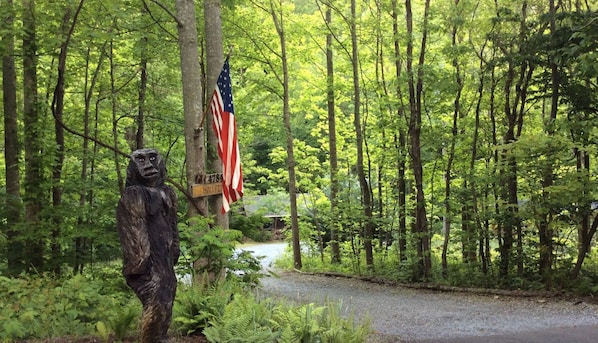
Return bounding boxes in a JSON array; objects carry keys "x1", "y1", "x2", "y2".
[{"x1": 116, "y1": 186, "x2": 151, "y2": 276}]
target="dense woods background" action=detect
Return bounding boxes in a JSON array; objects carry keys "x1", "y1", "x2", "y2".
[{"x1": 1, "y1": 0, "x2": 598, "y2": 292}]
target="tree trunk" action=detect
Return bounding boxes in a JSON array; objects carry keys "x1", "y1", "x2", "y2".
[
  {"x1": 269, "y1": 0, "x2": 301, "y2": 269},
  {"x1": 515, "y1": 2, "x2": 533, "y2": 279},
  {"x1": 470, "y1": 37, "x2": 488, "y2": 273},
  {"x1": 22, "y1": 0, "x2": 45, "y2": 272},
  {"x1": 496, "y1": 1, "x2": 532, "y2": 281},
  {"x1": 110, "y1": 40, "x2": 125, "y2": 194},
  {"x1": 489, "y1": 63, "x2": 499, "y2": 276},
  {"x1": 373, "y1": 0, "x2": 390, "y2": 251},
  {"x1": 405, "y1": 0, "x2": 432, "y2": 280},
  {"x1": 569, "y1": 40, "x2": 594, "y2": 279},
  {"x1": 76, "y1": 48, "x2": 92, "y2": 275},
  {"x1": 442, "y1": 0, "x2": 464, "y2": 276},
  {"x1": 2, "y1": 0, "x2": 24, "y2": 276},
  {"x1": 571, "y1": 193, "x2": 598, "y2": 279},
  {"x1": 51, "y1": 8, "x2": 68, "y2": 275},
  {"x1": 176, "y1": 0, "x2": 207, "y2": 218},
  {"x1": 537, "y1": 0, "x2": 559, "y2": 289},
  {"x1": 75, "y1": 45, "x2": 105, "y2": 274},
  {"x1": 325, "y1": 5, "x2": 341, "y2": 264},
  {"x1": 136, "y1": 34, "x2": 147, "y2": 149},
  {"x1": 205, "y1": 0, "x2": 229, "y2": 228},
  {"x1": 391, "y1": 0, "x2": 407, "y2": 263},
  {"x1": 50, "y1": 0, "x2": 83, "y2": 274},
  {"x1": 349, "y1": 0, "x2": 374, "y2": 268},
  {"x1": 498, "y1": 122, "x2": 517, "y2": 281}
]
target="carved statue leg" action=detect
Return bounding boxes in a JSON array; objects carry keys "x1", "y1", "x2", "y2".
[{"x1": 127, "y1": 272, "x2": 177, "y2": 343}]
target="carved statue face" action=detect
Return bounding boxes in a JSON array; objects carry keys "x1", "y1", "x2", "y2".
[{"x1": 125, "y1": 148, "x2": 166, "y2": 187}]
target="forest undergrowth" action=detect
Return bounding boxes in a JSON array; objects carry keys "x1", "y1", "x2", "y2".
[{"x1": 1, "y1": 249, "x2": 370, "y2": 343}]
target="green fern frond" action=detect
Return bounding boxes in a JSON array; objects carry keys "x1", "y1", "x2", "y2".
[{"x1": 204, "y1": 294, "x2": 278, "y2": 343}]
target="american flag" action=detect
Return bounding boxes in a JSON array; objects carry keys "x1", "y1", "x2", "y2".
[{"x1": 210, "y1": 58, "x2": 243, "y2": 213}]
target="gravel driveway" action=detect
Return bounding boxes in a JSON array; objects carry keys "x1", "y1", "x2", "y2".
[{"x1": 240, "y1": 242, "x2": 598, "y2": 342}]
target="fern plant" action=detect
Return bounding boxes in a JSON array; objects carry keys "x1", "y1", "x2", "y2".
[
  {"x1": 317, "y1": 300, "x2": 370, "y2": 343},
  {"x1": 202, "y1": 291, "x2": 370, "y2": 343},
  {"x1": 102, "y1": 299, "x2": 140, "y2": 341},
  {"x1": 203, "y1": 294, "x2": 278, "y2": 343},
  {"x1": 173, "y1": 279, "x2": 242, "y2": 336},
  {"x1": 270, "y1": 300, "x2": 369, "y2": 343}
]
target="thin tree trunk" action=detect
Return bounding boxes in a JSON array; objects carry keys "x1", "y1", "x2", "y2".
[
  {"x1": 569, "y1": 34, "x2": 594, "y2": 279},
  {"x1": 391, "y1": 0, "x2": 407, "y2": 263},
  {"x1": 22, "y1": 0, "x2": 45, "y2": 272},
  {"x1": 88, "y1": 97, "x2": 102, "y2": 270},
  {"x1": 268, "y1": 0, "x2": 301, "y2": 269},
  {"x1": 406, "y1": 0, "x2": 432, "y2": 280},
  {"x1": 500, "y1": 1, "x2": 533, "y2": 281},
  {"x1": 75, "y1": 45, "x2": 105, "y2": 274},
  {"x1": 136, "y1": 34, "x2": 147, "y2": 149},
  {"x1": 373, "y1": 0, "x2": 390, "y2": 252},
  {"x1": 325, "y1": 5, "x2": 341, "y2": 264},
  {"x1": 442, "y1": 0, "x2": 463, "y2": 276},
  {"x1": 489, "y1": 64, "x2": 499, "y2": 276},
  {"x1": 571, "y1": 154, "x2": 597, "y2": 278},
  {"x1": 499, "y1": 83, "x2": 517, "y2": 281},
  {"x1": 349, "y1": 0, "x2": 374, "y2": 268},
  {"x1": 514, "y1": 3, "x2": 535, "y2": 278},
  {"x1": 471, "y1": 37, "x2": 489, "y2": 273},
  {"x1": 50, "y1": 0, "x2": 83, "y2": 274},
  {"x1": 492, "y1": 1, "x2": 531, "y2": 282},
  {"x1": 110, "y1": 39, "x2": 125, "y2": 194},
  {"x1": 2, "y1": 0, "x2": 24, "y2": 276},
  {"x1": 417, "y1": 1, "x2": 432, "y2": 277},
  {"x1": 76, "y1": 49, "x2": 92, "y2": 274},
  {"x1": 537, "y1": 0, "x2": 559, "y2": 288}
]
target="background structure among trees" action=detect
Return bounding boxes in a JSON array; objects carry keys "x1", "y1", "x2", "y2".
[{"x1": 1, "y1": 0, "x2": 598, "y2": 291}]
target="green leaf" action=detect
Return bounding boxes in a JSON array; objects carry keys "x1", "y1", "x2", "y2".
[{"x1": 96, "y1": 321, "x2": 110, "y2": 342}]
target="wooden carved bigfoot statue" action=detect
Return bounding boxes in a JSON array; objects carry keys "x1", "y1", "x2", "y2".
[{"x1": 116, "y1": 148, "x2": 180, "y2": 343}]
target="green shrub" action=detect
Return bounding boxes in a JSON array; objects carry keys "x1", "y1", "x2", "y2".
[
  {"x1": 0, "y1": 271, "x2": 137, "y2": 341},
  {"x1": 1, "y1": 275, "x2": 86, "y2": 340},
  {"x1": 230, "y1": 213, "x2": 272, "y2": 242},
  {"x1": 178, "y1": 219, "x2": 244, "y2": 281},
  {"x1": 226, "y1": 249, "x2": 267, "y2": 286},
  {"x1": 179, "y1": 219, "x2": 268, "y2": 287}
]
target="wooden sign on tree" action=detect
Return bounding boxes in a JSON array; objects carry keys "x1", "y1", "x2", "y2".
[{"x1": 191, "y1": 173, "x2": 223, "y2": 197}]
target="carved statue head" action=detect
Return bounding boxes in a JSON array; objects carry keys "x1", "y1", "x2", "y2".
[{"x1": 125, "y1": 148, "x2": 167, "y2": 188}]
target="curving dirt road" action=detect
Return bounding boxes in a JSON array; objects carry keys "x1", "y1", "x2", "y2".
[{"x1": 239, "y1": 242, "x2": 598, "y2": 343}]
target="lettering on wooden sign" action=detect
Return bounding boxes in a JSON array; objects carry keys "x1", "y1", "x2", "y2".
[{"x1": 192, "y1": 173, "x2": 223, "y2": 198}]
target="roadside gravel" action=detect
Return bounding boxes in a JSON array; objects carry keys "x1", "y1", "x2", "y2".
[
  {"x1": 257, "y1": 268, "x2": 598, "y2": 342},
  {"x1": 240, "y1": 242, "x2": 598, "y2": 342}
]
